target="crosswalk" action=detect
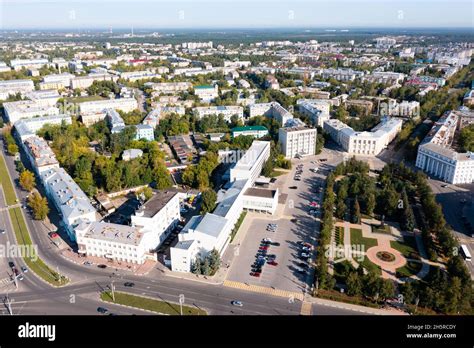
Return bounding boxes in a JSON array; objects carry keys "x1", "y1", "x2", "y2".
[{"x1": 223, "y1": 280, "x2": 304, "y2": 301}]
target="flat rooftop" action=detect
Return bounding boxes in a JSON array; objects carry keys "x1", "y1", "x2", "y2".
[
  {"x1": 134, "y1": 190, "x2": 178, "y2": 218},
  {"x1": 244, "y1": 187, "x2": 277, "y2": 199}
]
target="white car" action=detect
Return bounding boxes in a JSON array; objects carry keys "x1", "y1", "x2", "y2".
[
  {"x1": 263, "y1": 238, "x2": 272, "y2": 243},
  {"x1": 231, "y1": 300, "x2": 243, "y2": 307},
  {"x1": 301, "y1": 252, "x2": 311, "y2": 258}
]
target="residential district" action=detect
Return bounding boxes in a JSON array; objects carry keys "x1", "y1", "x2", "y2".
[{"x1": 0, "y1": 31, "x2": 472, "y2": 316}]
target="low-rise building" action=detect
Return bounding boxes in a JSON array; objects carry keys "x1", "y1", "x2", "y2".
[
  {"x1": 144, "y1": 82, "x2": 192, "y2": 94},
  {"x1": 14, "y1": 114, "x2": 72, "y2": 141},
  {"x1": 231, "y1": 125, "x2": 269, "y2": 139},
  {"x1": 194, "y1": 85, "x2": 218, "y2": 102},
  {"x1": 3, "y1": 100, "x2": 60, "y2": 124},
  {"x1": 79, "y1": 97, "x2": 138, "y2": 115},
  {"x1": 135, "y1": 124, "x2": 155, "y2": 141},
  {"x1": 193, "y1": 105, "x2": 244, "y2": 122},
  {"x1": 0, "y1": 79, "x2": 35, "y2": 101}
]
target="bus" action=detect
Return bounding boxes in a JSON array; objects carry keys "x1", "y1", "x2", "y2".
[{"x1": 460, "y1": 244, "x2": 472, "y2": 262}]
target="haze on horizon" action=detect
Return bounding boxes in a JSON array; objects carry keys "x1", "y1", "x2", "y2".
[{"x1": 0, "y1": 0, "x2": 472, "y2": 30}]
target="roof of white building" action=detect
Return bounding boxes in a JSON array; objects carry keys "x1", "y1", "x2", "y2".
[
  {"x1": 78, "y1": 221, "x2": 144, "y2": 246},
  {"x1": 231, "y1": 141, "x2": 269, "y2": 173},
  {"x1": 41, "y1": 167, "x2": 96, "y2": 221},
  {"x1": 133, "y1": 190, "x2": 178, "y2": 218}
]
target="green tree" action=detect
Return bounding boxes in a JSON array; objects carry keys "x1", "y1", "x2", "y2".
[
  {"x1": 366, "y1": 192, "x2": 376, "y2": 216},
  {"x1": 346, "y1": 272, "x2": 362, "y2": 296},
  {"x1": 154, "y1": 163, "x2": 172, "y2": 189},
  {"x1": 137, "y1": 186, "x2": 153, "y2": 201},
  {"x1": 352, "y1": 198, "x2": 361, "y2": 224},
  {"x1": 261, "y1": 159, "x2": 274, "y2": 177},
  {"x1": 201, "y1": 189, "x2": 217, "y2": 214},
  {"x1": 27, "y1": 192, "x2": 49, "y2": 220},
  {"x1": 7, "y1": 143, "x2": 19, "y2": 156},
  {"x1": 19, "y1": 170, "x2": 35, "y2": 192}
]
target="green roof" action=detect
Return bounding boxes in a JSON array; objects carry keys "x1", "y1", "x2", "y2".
[
  {"x1": 231, "y1": 126, "x2": 268, "y2": 133},
  {"x1": 194, "y1": 85, "x2": 214, "y2": 89}
]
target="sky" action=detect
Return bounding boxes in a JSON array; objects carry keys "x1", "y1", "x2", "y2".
[{"x1": 0, "y1": 0, "x2": 472, "y2": 30}]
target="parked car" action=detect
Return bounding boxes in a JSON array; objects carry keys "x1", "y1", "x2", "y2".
[
  {"x1": 301, "y1": 252, "x2": 311, "y2": 258},
  {"x1": 289, "y1": 186, "x2": 297, "y2": 189},
  {"x1": 262, "y1": 238, "x2": 272, "y2": 243},
  {"x1": 0, "y1": 229, "x2": 5, "y2": 234},
  {"x1": 290, "y1": 218, "x2": 297, "y2": 223},
  {"x1": 21, "y1": 266, "x2": 28, "y2": 273},
  {"x1": 298, "y1": 262, "x2": 308, "y2": 268},
  {"x1": 97, "y1": 264, "x2": 107, "y2": 269},
  {"x1": 83, "y1": 261, "x2": 93, "y2": 266},
  {"x1": 270, "y1": 242, "x2": 280, "y2": 247},
  {"x1": 259, "y1": 246, "x2": 269, "y2": 251},
  {"x1": 231, "y1": 300, "x2": 243, "y2": 307},
  {"x1": 267, "y1": 261, "x2": 279, "y2": 266},
  {"x1": 97, "y1": 307, "x2": 109, "y2": 314},
  {"x1": 250, "y1": 272, "x2": 261, "y2": 277},
  {"x1": 296, "y1": 269, "x2": 306, "y2": 275},
  {"x1": 8, "y1": 261, "x2": 15, "y2": 268}
]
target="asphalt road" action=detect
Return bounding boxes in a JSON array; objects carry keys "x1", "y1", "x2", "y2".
[{"x1": 0, "y1": 139, "x2": 366, "y2": 316}]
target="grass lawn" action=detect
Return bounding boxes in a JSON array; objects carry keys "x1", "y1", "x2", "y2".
[
  {"x1": 390, "y1": 236, "x2": 420, "y2": 260},
  {"x1": 101, "y1": 291, "x2": 207, "y2": 315},
  {"x1": 270, "y1": 170, "x2": 286, "y2": 177},
  {"x1": 370, "y1": 223, "x2": 391, "y2": 235},
  {"x1": 396, "y1": 260, "x2": 423, "y2": 278},
  {"x1": 9, "y1": 207, "x2": 68, "y2": 286},
  {"x1": 350, "y1": 228, "x2": 378, "y2": 250},
  {"x1": 0, "y1": 153, "x2": 18, "y2": 206},
  {"x1": 230, "y1": 211, "x2": 247, "y2": 242},
  {"x1": 358, "y1": 256, "x2": 382, "y2": 276}
]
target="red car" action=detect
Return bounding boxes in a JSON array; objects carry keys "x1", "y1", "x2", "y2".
[
  {"x1": 267, "y1": 261, "x2": 279, "y2": 266},
  {"x1": 250, "y1": 272, "x2": 261, "y2": 277},
  {"x1": 259, "y1": 246, "x2": 269, "y2": 250}
]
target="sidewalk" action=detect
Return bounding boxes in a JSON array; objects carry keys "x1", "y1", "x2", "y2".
[{"x1": 307, "y1": 295, "x2": 408, "y2": 315}]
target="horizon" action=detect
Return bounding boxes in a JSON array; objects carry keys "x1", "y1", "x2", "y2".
[{"x1": 0, "y1": 0, "x2": 472, "y2": 30}]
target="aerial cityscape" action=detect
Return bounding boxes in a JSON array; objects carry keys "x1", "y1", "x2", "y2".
[{"x1": 0, "y1": 0, "x2": 472, "y2": 346}]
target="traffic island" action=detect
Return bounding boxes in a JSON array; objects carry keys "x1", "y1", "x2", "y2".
[{"x1": 100, "y1": 291, "x2": 207, "y2": 315}]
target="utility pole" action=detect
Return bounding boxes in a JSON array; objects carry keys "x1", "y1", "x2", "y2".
[
  {"x1": 5, "y1": 294, "x2": 13, "y2": 315},
  {"x1": 111, "y1": 280, "x2": 115, "y2": 302},
  {"x1": 179, "y1": 294, "x2": 185, "y2": 316}
]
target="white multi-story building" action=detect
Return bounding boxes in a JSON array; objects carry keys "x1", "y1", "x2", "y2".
[
  {"x1": 25, "y1": 90, "x2": 60, "y2": 107},
  {"x1": 10, "y1": 58, "x2": 49, "y2": 71},
  {"x1": 40, "y1": 73, "x2": 75, "y2": 90},
  {"x1": 119, "y1": 70, "x2": 161, "y2": 82},
  {"x1": 297, "y1": 99, "x2": 331, "y2": 127},
  {"x1": 105, "y1": 108, "x2": 126, "y2": 133},
  {"x1": 248, "y1": 102, "x2": 293, "y2": 125},
  {"x1": 320, "y1": 68, "x2": 364, "y2": 81},
  {"x1": 171, "y1": 141, "x2": 274, "y2": 273},
  {"x1": 131, "y1": 190, "x2": 181, "y2": 248},
  {"x1": 75, "y1": 221, "x2": 151, "y2": 264},
  {"x1": 41, "y1": 167, "x2": 97, "y2": 241},
  {"x1": 375, "y1": 37, "x2": 397, "y2": 48},
  {"x1": 363, "y1": 71, "x2": 406, "y2": 84},
  {"x1": 193, "y1": 105, "x2": 244, "y2": 122},
  {"x1": 70, "y1": 73, "x2": 118, "y2": 89},
  {"x1": 230, "y1": 141, "x2": 271, "y2": 183},
  {"x1": 279, "y1": 119, "x2": 317, "y2": 158},
  {"x1": 22, "y1": 136, "x2": 59, "y2": 174},
  {"x1": 79, "y1": 98, "x2": 138, "y2": 115},
  {"x1": 135, "y1": 124, "x2": 155, "y2": 141},
  {"x1": 144, "y1": 82, "x2": 192, "y2": 94},
  {"x1": 14, "y1": 114, "x2": 72, "y2": 141},
  {"x1": 324, "y1": 117, "x2": 403, "y2": 156},
  {"x1": 194, "y1": 85, "x2": 218, "y2": 102},
  {"x1": 416, "y1": 110, "x2": 474, "y2": 184},
  {"x1": 0, "y1": 79, "x2": 35, "y2": 100},
  {"x1": 3, "y1": 100, "x2": 60, "y2": 124}
]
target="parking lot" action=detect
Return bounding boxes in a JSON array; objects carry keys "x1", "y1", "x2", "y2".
[{"x1": 226, "y1": 151, "x2": 343, "y2": 293}]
